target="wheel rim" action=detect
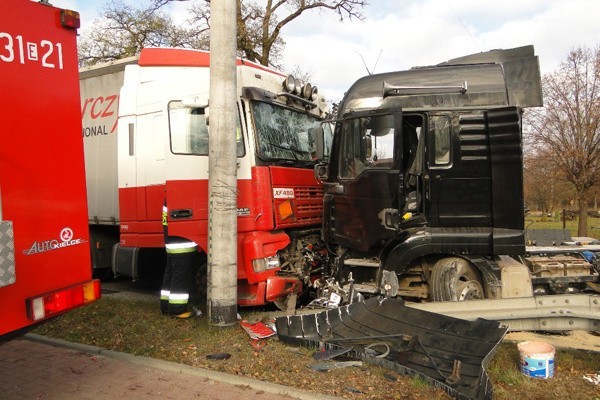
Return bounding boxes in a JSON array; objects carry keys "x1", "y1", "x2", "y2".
[
  {"x1": 456, "y1": 280, "x2": 484, "y2": 300},
  {"x1": 431, "y1": 257, "x2": 486, "y2": 302}
]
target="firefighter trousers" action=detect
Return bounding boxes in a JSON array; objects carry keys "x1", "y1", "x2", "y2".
[{"x1": 160, "y1": 241, "x2": 199, "y2": 316}]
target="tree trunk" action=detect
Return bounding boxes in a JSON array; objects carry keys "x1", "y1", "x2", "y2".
[{"x1": 577, "y1": 191, "x2": 588, "y2": 237}]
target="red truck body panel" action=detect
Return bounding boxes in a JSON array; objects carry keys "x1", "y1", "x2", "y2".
[{"x1": 0, "y1": 1, "x2": 99, "y2": 339}]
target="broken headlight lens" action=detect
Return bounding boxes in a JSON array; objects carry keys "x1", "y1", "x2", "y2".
[{"x1": 252, "y1": 255, "x2": 281, "y2": 273}]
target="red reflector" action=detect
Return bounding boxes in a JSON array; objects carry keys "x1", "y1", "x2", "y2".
[
  {"x1": 60, "y1": 9, "x2": 81, "y2": 29},
  {"x1": 27, "y1": 280, "x2": 101, "y2": 321}
]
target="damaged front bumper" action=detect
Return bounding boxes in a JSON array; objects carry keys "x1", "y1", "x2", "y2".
[{"x1": 275, "y1": 297, "x2": 507, "y2": 400}]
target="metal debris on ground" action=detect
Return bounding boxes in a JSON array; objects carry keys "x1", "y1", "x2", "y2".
[
  {"x1": 383, "y1": 372, "x2": 399, "y2": 382},
  {"x1": 206, "y1": 353, "x2": 232, "y2": 360},
  {"x1": 344, "y1": 386, "x2": 366, "y2": 394},
  {"x1": 250, "y1": 339, "x2": 267, "y2": 352},
  {"x1": 275, "y1": 296, "x2": 507, "y2": 400},
  {"x1": 582, "y1": 373, "x2": 600, "y2": 385},
  {"x1": 308, "y1": 361, "x2": 363, "y2": 372},
  {"x1": 312, "y1": 347, "x2": 352, "y2": 360},
  {"x1": 240, "y1": 320, "x2": 276, "y2": 340}
]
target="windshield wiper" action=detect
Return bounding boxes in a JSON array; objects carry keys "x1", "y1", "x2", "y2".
[
  {"x1": 266, "y1": 142, "x2": 310, "y2": 161},
  {"x1": 259, "y1": 154, "x2": 316, "y2": 168},
  {"x1": 264, "y1": 158, "x2": 295, "y2": 166}
]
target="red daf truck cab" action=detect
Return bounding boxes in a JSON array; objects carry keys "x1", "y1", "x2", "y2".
[{"x1": 81, "y1": 48, "x2": 330, "y2": 308}]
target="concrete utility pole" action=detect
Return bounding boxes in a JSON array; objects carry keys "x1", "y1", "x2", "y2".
[{"x1": 207, "y1": 0, "x2": 238, "y2": 326}]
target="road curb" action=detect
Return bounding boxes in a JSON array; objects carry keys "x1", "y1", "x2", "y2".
[
  {"x1": 26, "y1": 333, "x2": 104, "y2": 354},
  {"x1": 24, "y1": 333, "x2": 341, "y2": 400}
]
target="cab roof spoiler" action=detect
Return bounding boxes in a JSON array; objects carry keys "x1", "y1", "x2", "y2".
[{"x1": 340, "y1": 45, "x2": 543, "y2": 114}]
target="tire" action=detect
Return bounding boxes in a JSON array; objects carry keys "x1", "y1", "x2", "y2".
[{"x1": 430, "y1": 257, "x2": 484, "y2": 301}]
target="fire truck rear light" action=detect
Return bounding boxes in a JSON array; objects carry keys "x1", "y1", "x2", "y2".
[
  {"x1": 60, "y1": 9, "x2": 81, "y2": 29},
  {"x1": 30, "y1": 298, "x2": 45, "y2": 321},
  {"x1": 83, "y1": 281, "x2": 99, "y2": 302},
  {"x1": 27, "y1": 280, "x2": 101, "y2": 322}
]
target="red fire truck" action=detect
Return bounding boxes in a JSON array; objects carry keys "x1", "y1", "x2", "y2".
[
  {"x1": 0, "y1": 1, "x2": 100, "y2": 341},
  {"x1": 81, "y1": 48, "x2": 330, "y2": 309}
]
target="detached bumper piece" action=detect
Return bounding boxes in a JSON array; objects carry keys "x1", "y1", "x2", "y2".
[{"x1": 275, "y1": 297, "x2": 506, "y2": 400}]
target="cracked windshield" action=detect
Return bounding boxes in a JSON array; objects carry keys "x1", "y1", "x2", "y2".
[{"x1": 253, "y1": 101, "x2": 324, "y2": 162}]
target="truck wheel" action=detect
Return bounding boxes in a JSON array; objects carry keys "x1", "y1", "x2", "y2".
[{"x1": 430, "y1": 257, "x2": 484, "y2": 301}]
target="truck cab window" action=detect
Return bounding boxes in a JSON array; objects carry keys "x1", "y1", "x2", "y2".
[
  {"x1": 339, "y1": 114, "x2": 395, "y2": 179},
  {"x1": 168, "y1": 101, "x2": 244, "y2": 156}
]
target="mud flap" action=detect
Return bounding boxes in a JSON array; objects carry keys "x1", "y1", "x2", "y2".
[{"x1": 275, "y1": 297, "x2": 506, "y2": 400}]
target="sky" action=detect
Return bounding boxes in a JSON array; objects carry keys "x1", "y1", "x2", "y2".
[{"x1": 51, "y1": 0, "x2": 600, "y2": 102}]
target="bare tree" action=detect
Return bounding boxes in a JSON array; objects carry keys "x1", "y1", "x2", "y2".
[
  {"x1": 187, "y1": 0, "x2": 366, "y2": 67},
  {"x1": 82, "y1": 0, "x2": 366, "y2": 68},
  {"x1": 242, "y1": 0, "x2": 367, "y2": 67},
  {"x1": 524, "y1": 150, "x2": 559, "y2": 214},
  {"x1": 186, "y1": 1, "x2": 284, "y2": 65},
  {"x1": 526, "y1": 45, "x2": 600, "y2": 235},
  {"x1": 78, "y1": 0, "x2": 208, "y2": 66}
]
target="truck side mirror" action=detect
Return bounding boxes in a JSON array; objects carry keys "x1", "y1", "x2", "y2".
[{"x1": 314, "y1": 162, "x2": 329, "y2": 182}]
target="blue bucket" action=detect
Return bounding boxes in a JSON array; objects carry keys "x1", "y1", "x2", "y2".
[{"x1": 518, "y1": 341, "x2": 555, "y2": 379}]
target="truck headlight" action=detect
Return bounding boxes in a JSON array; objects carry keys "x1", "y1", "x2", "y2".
[
  {"x1": 252, "y1": 255, "x2": 281, "y2": 272},
  {"x1": 283, "y1": 75, "x2": 296, "y2": 93}
]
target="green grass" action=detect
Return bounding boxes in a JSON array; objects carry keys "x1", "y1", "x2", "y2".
[
  {"x1": 409, "y1": 375, "x2": 430, "y2": 389},
  {"x1": 525, "y1": 215, "x2": 600, "y2": 239},
  {"x1": 488, "y1": 343, "x2": 530, "y2": 387},
  {"x1": 488, "y1": 341, "x2": 600, "y2": 400}
]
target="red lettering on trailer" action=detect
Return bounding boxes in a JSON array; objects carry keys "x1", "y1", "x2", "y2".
[
  {"x1": 81, "y1": 97, "x2": 93, "y2": 116},
  {"x1": 111, "y1": 118, "x2": 118, "y2": 133},
  {"x1": 103, "y1": 95, "x2": 117, "y2": 117},
  {"x1": 81, "y1": 94, "x2": 119, "y2": 133},
  {"x1": 82, "y1": 95, "x2": 118, "y2": 119},
  {"x1": 104, "y1": 95, "x2": 118, "y2": 133},
  {"x1": 90, "y1": 96, "x2": 106, "y2": 118}
]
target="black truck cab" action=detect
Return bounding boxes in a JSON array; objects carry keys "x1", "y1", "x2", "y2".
[{"x1": 316, "y1": 46, "x2": 544, "y2": 301}]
